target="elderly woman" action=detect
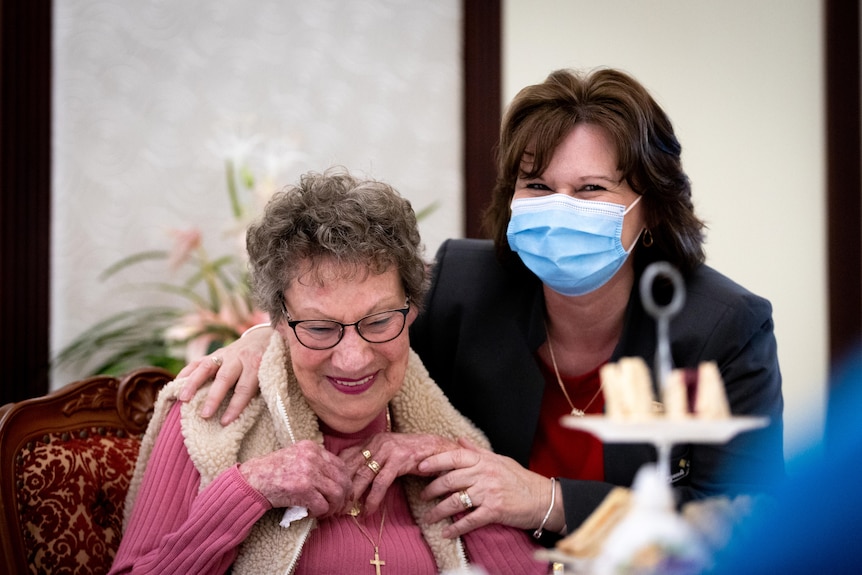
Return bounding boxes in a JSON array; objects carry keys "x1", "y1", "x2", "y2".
[{"x1": 109, "y1": 169, "x2": 547, "y2": 574}]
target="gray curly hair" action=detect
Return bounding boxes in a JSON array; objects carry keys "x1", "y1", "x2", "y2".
[{"x1": 246, "y1": 167, "x2": 428, "y2": 323}]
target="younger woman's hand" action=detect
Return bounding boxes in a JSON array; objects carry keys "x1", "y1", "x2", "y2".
[
  {"x1": 418, "y1": 437, "x2": 564, "y2": 538},
  {"x1": 177, "y1": 326, "x2": 272, "y2": 425}
]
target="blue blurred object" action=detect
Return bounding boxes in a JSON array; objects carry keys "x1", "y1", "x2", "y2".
[{"x1": 709, "y1": 345, "x2": 862, "y2": 574}]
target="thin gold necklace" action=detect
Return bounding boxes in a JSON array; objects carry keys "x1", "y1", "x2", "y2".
[
  {"x1": 351, "y1": 505, "x2": 387, "y2": 575},
  {"x1": 349, "y1": 405, "x2": 391, "y2": 574},
  {"x1": 545, "y1": 326, "x2": 603, "y2": 417},
  {"x1": 348, "y1": 406, "x2": 392, "y2": 518}
]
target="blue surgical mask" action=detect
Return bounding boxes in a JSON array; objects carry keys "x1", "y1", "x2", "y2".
[{"x1": 506, "y1": 194, "x2": 642, "y2": 296}]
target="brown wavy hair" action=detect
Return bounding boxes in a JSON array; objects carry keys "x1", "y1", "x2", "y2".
[
  {"x1": 482, "y1": 68, "x2": 706, "y2": 275},
  {"x1": 246, "y1": 167, "x2": 428, "y2": 323}
]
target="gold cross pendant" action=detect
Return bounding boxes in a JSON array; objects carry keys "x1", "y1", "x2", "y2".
[{"x1": 369, "y1": 547, "x2": 386, "y2": 574}]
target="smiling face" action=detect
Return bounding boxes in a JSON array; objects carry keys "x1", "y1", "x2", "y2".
[
  {"x1": 513, "y1": 123, "x2": 645, "y2": 251},
  {"x1": 276, "y1": 260, "x2": 415, "y2": 434}
]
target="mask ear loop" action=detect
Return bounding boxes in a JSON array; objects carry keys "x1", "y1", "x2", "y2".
[
  {"x1": 622, "y1": 194, "x2": 642, "y2": 215},
  {"x1": 622, "y1": 195, "x2": 644, "y2": 253}
]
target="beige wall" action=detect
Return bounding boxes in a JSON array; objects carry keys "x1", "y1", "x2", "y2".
[{"x1": 504, "y1": 0, "x2": 827, "y2": 458}]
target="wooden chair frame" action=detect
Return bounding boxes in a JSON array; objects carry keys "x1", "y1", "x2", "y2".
[{"x1": 0, "y1": 367, "x2": 171, "y2": 574}]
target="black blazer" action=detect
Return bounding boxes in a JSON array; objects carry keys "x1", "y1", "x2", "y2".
[{"x1": 410, "y1": 239, "x2": 785, "y2": 533}]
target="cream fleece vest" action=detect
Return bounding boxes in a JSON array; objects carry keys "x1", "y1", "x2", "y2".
[{"x1": 125, "y1": 333, "x2": 490, "y2": 574}]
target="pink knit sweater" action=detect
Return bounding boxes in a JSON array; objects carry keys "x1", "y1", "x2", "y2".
[{"x1": 110, "y1": 405, "x2": 548, "y2": 574}]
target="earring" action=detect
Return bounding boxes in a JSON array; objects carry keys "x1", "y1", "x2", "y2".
[{"x1": 642, "y1": 229, "x2": 654, "y2": 247}]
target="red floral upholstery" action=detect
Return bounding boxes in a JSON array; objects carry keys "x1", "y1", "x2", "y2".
[
  {"x1": 16, "y1": 428, "x2": 140, "y2": 574},
  {"x1": 0, "y1": 368, "x2": 171, "y2": 575}
]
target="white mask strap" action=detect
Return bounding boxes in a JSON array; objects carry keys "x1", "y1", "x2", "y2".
[
  {"x1": 623, "y1": 196, "x2": 644, "y2": 253},
  {"x1": 625, "y1": 230, "x2": 645, "y2": 253},
  {"x1": 623, "y1": 195, "x2": 642, "y2": 215}
]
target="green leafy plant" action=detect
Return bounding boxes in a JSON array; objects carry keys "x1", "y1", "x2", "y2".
[{"x1": 54, "y1": 159, "x2": 270, "y2": 377}]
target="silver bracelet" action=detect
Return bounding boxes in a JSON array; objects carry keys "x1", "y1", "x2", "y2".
[
  {"x1": 241, "y1": 322, "x2": 272, "y2": 338},
  {"x1": 533, "y1": 477, "x2": 556, "y2": 539}
]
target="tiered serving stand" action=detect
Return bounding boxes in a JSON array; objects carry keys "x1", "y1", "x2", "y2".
[
  {"x1": 561, "y1": 415, "x2": 768, "y2": 484},
  {"x1": 536, "y1": 263, "x2": 769, "y2": 571}
]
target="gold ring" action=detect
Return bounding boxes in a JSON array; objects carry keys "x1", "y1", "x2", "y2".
[
  {"x1": 210, "y1": 356, "x2": 223, "y2": 368},
  {"x1": 348, "y1": 502, "x2": 362, "y2": 517},
  {"x1": 361, "y1": 449, "x2": 373, "y2": 461},
  {"x1": 366, "y1": 459, "x2": 381, "y2": 475},
  {"x1": 458, "y1": 490, "x2": 473, "y2": 510}
]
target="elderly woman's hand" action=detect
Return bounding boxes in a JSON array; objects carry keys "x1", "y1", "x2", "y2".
[
  {"x1": 340, "y1": 432, "x2": 460, "y2": 515},
  {"x1": 417, "y1": 437, "x2": 565, "y2": 538},
  {"x1": 176, "y1": 326, "x2": 271, "y2": 425},
  {"x1": 239, "y1": 439, "x2": 352, "y2": 517}
]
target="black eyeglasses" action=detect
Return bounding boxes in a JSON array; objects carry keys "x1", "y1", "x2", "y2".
[{"x1": 284, "y1": 301, "x2": 410, "y2": 350}]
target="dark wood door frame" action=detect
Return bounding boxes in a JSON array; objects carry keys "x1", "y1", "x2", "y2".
[
  {"x1": 0, "y1": 0, "x2": 52, "y2": 405},
  {"x1": 825, "y1": 0, "x2": 862, "y2": 369},
  {"x1": 463, "y1": 0, "x2": 501, "y2": 239}
]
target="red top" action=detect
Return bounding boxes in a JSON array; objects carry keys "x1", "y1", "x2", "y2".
[{"x1": 529, "y1": 357, "x2": 606, "y2": 481}]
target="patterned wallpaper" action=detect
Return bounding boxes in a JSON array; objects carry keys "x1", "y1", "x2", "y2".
[{"x1": 51, "y1": 0, "x2": 461, "y2": 387}]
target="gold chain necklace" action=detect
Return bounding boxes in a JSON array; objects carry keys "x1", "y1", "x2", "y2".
[
  {"x1": 545, "y1": 326, "x2": 603, "y2": 417},
  {"x1": 349, "y1": 405, "x2": 391, "y2": 574},
  {"x1": 351, "y1": 505, "x2": 387, "y2": 575},
  {"x1": 348, "y1": 407, "x2": 392, "y2": 519}
]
